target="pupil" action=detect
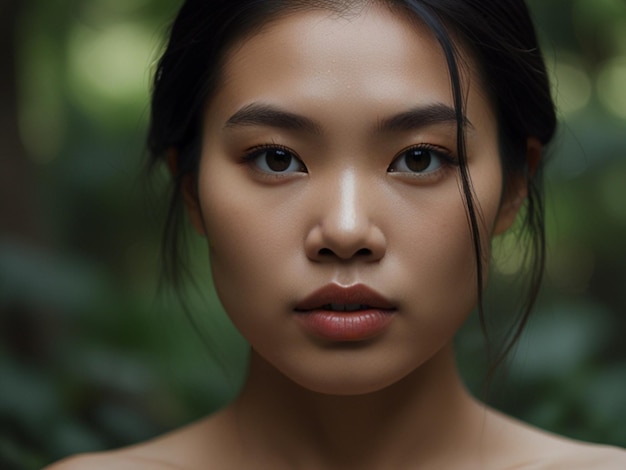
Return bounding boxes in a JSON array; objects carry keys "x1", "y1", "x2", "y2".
[
  {"x1": 267, "y1": 149, "x2": 291, "y2": 172},
  {"x1": 406, "y1": 149, "x2": 430, "y2": 172}
]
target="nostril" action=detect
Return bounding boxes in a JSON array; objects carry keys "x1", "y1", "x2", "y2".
[
  {"x1": 318, "y1": 248, "x2": 334, "y2": 257},
  {"x1": 317, "y1": 247, "x2": 373, "y2": 258}
]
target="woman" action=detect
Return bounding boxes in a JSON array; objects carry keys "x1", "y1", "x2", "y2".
[{"x1": 50, "y1": 0, "x2": 626, "y2": 468}]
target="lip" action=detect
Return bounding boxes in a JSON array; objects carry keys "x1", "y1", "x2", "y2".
[
  {"x1": 294, "y1": 283, "x2": 395, "y2": 311},
  {"x1": 294, "y1": 284, "x2": 396, "y2": 342}
]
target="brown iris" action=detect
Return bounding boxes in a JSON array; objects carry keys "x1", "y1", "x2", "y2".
[
  {"x1": 403, "y1": 148, "x2": 431, "y2": 172},
  {"x1": 264, "y1": 148, "x2": 292, "y2": 172}
]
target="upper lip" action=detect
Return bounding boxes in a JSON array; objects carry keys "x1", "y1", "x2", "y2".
[{"x1": 294, "y1": 283, "x2": 395, "y2": 311}]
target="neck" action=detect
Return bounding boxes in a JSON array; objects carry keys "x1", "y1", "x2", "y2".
[{"x1": 227, "y1": 344, "x2": 486, "y2": 469}]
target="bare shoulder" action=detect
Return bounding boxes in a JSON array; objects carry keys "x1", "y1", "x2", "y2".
[
  {"x1": 480, "y1": 406, "x2": 626, "y2": 469},
  {"x1": 44, "y1": 451, "x2": 184, "y2": 470},
  {"x1": 498, "y1": 445, "x2": 626, "y2": 470},
  {"x1": 45, "y1": 411, "x2": 236, "y2": 470},
  {"x1": 546, "y1": 442, "x2": 626, "y2": 469}
]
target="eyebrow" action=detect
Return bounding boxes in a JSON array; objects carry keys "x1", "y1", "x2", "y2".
[
  {"x1": 224, "y1": 103, "x2": 322, "y2": 134},
  {"x1": 377, "y1": 102, "x2": 472, "y2": 132},
  {"x1": 223, "y1": 102, "x2": 472, "y2": 134}
]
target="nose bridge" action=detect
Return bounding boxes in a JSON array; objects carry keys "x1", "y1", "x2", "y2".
[
  {"x1": 307, "y1": 167, "x2": 385, "y2": 261},
  {"x1": 320, "y1": 167, "x2": 371, "y2": 237},
  {"x1": 334, "y1": 169, "x2": 360, "y2": 233}
]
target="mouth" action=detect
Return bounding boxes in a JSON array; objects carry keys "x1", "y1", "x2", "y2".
[
  {"x1": 294, "y1": 283, "x2": 396, "y2": 313},
  {"x1": 294, "y1": 284, "x2": 396, "y2": 342},
  {"x1": 319, "y1": 304, "x2": 378, "y2": 312}
]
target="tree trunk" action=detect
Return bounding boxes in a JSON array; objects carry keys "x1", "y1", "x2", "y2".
[{"x1": 0, "y1": 0, "x2": 40, "y2": 243}]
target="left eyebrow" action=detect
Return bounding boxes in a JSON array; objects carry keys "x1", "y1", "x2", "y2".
[
  {"x1": 378, "y1": 103, "x2": 473, "y2": 132},
  {"x1": 224, "y1": 102, "x2": 322, "y2": 134}
]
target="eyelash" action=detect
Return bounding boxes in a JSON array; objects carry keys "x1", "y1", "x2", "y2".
[{"x1": 388, "y1": 143, "x2": 458, "y2": 177}]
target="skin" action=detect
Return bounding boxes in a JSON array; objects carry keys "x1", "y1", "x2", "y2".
[{"x1": 48, "y1": 3, "x2": 626, "y2": 469}]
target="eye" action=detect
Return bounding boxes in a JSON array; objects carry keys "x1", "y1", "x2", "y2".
[
  {"x1": 245, "y1": 146, "x2": 307, "y2": 174},
  {"x1": 388, "y1": 145, "x2": 454, "y2": 174}
]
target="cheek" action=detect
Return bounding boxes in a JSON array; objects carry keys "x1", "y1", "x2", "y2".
[
  {"x1": 195, "y1": 163, "x2": 301, "y2": 324},
  {"x1": 390, "y1": 172, "x2": 502, "y2": 333},
  {"x1": 394, "y1": 191, "x2": 478, "y2": 321}
]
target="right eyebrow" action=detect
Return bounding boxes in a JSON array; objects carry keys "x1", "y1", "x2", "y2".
[
  {"x1": 377, "y1": 102, "x2": 472, "y2": 133},
  {"x1": 224, "y1": 103, "x2": 323, "y2": 134}
]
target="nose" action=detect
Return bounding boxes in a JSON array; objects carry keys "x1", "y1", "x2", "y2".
[{"x1": 304, "y1": 170, "x2": 387, "y2": 262}]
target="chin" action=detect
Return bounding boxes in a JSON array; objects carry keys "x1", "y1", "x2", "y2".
[
  {"x1": 283, "y1": 359, "x2": 418, "y2": 397},
  {"x1": 305, "y1": 382, "x2": 394, "y2": 396}
]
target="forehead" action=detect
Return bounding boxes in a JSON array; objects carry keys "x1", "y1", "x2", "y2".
[{"x1": 207, "y1": 3, "x2": 492, "y2": 133}]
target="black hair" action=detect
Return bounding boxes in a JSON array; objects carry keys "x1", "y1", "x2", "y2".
[{"x1": 147, "y1": 0, "x2": 557, "y2": 374}]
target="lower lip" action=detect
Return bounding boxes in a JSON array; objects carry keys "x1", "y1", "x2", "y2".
[{"x1": 295, "y1": 309, "x2": 395, "y2": 342}]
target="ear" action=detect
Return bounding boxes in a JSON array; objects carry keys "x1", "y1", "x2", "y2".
[
  {"x1": 167, "y1": 148, "x2": 207, "y2": 237},
  {"x1": 493, "y1": 137, "x2": 542, "y2": 235}
]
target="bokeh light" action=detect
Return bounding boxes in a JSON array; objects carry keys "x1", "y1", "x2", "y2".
[
  {"x1": 551, "y1": 56, "x2": 592, "y2": 116},
  {"x1": 66, "y1": 22, "x2": 155, "y2": 127},
  {"x1": 597, "y1": 55, "x2": 626, "y2": 119}
]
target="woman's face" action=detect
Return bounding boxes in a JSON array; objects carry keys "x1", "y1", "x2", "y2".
[{"x1": 190, "y1": 4, "x2": 517, "y2": 394}]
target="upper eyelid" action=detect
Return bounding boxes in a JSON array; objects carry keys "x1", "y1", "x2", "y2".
[
  {"x1": 244, "y1": 143, "x2": 294, "y2": 155},
  {"x1": 391, "y1": 143, "x2": 458, "y2": 163},
  {"x1": 242, "y1": 143, "x2": 302, "y2": 162}
]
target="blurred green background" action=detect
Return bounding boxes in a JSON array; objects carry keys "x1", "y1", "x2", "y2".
[{"x1": 1, "y1": 0, "x2": 625, "y2": 468}]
